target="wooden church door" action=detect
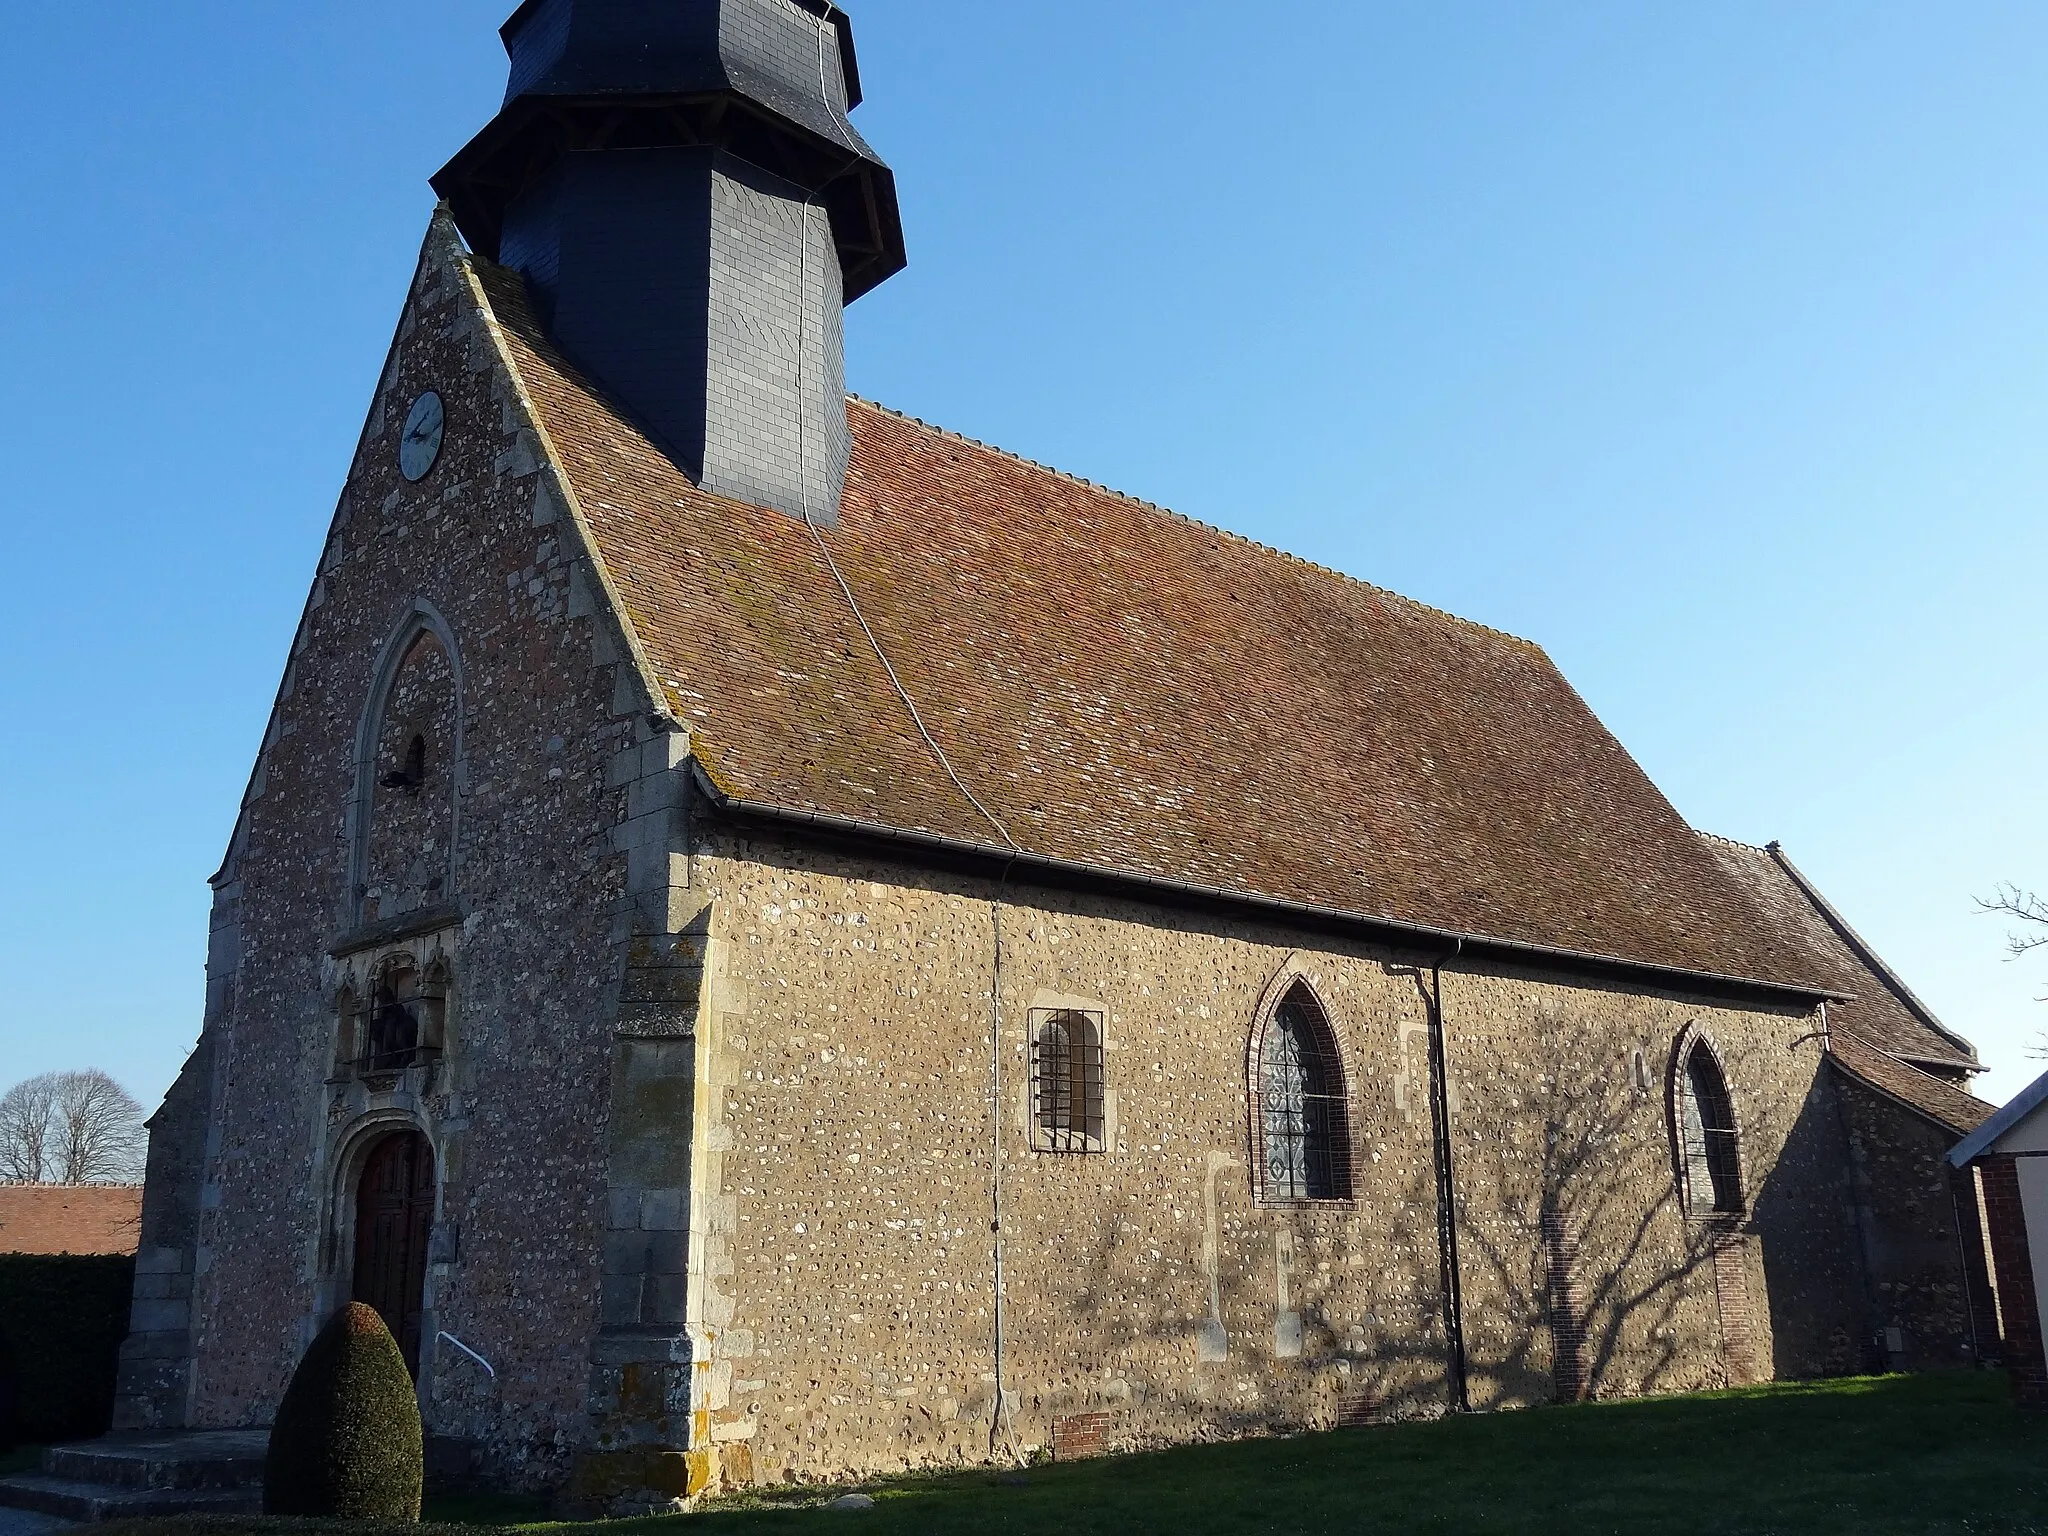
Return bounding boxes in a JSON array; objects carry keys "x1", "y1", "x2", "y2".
[{"x1": 353, "y1": 1130, "x2": 435, "y2": 1377}]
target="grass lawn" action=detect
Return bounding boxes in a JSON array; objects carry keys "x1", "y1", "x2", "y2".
[{"x1": 100, "y1": 1371, "x2": 2048, "y2": 1536}]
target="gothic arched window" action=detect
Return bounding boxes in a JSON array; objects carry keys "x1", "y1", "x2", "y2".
[
  {"x1": 1255, "y1": 985, "x2": 1351, "y2": 1203},
  {"x1": 1031, "y1": 1010, "x2": 1105, "y2": 1153},
  {"x1": 1675, "y1": 1035, "x2": 1742, "y2": 1216}
]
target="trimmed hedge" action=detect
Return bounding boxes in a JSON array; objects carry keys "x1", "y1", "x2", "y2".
[
  {"x1": 264, "y1": 1303, "x2": 422, "y2": 1521},
  {"x1": 0, "y1": 1318, "x2": 18, "y2": 1453},
  {"x1": 0, "y1": 1254, "x2": 133, "y2": 1447}
]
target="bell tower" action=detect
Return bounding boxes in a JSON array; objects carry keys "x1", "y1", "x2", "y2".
[{"x1": 433, "y1": 0, "x2": 905, "y2": 524}]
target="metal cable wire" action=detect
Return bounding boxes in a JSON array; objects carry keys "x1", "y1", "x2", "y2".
[{"x1": 798, "y1": 8, "x2": 1025, "y2": 1469}]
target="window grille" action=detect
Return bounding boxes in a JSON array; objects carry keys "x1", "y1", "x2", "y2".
[
  {"x1": 362, "y1": 989, "x2": 427, "y2": 1072},
  {"x1": 1258, "y1": 989, "x2": 1351, "y2": 1202},
  {"x1": 1677, "y1": 1041, "x2": 1742, "y2": 1215},
  {"x1": 1031, "y1": 1011, "x2": 1105, "y2": 1153},
  {"x1": 345, "y1": 958, "x2": 448, "y2": 1075}
]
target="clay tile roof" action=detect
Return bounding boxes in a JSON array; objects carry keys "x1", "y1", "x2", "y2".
[
  {"x1": 470, "y1": 254, "x2": 1892, "y2": 1000},
  {"x1": 1826, "y1": 1032, "x2": 1993, "y2": 1138},
  {"x1": 0, "y1": 1184, "x2": 142, "y2": 1256},
  {"x1": 1693, "y1": 835, "x2": 1980, "y2": 1073}
]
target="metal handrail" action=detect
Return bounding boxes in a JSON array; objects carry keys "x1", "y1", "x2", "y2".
[{"x1": 437, "y1": 1331, "x2": 495, "y2": 1379}]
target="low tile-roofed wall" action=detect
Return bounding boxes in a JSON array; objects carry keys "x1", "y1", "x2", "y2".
[
  {"x1": 1829, "y1": 1031, "x2": 1993, "y2": 1138},
  {"x1": 0, "y1": 1183, "x2": 143, "y2": 1255}
]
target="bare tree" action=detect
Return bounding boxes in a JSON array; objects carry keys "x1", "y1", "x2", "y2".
[
  {"x1": 0, "y1": 1071, "x2": 147, "y2": 1185},
  {"x1": 1980, "y1": 884, "x2": 2048, "y2": 1057},
  {"x1": 0, "y1": 1076, "x2": 59, "y2": 1183}
]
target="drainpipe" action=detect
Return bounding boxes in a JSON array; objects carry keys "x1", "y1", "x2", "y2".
[
  {"x1": 988, "y1": 858, "x2": 1024, "y2": 1464},
  {"x1": 1947, "y1": 1167, "x2": 1993, "y2": 1366},
  {"x1": 1426, "y1": 942, "x2": 1471, "y2": 1413}
]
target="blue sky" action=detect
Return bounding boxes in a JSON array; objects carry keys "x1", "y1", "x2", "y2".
[{"x1": 2, "y1": 1, "x2": 2044, "y2": 1111}]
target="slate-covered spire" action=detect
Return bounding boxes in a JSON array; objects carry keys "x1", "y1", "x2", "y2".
[{"x1": 433, "y1": 0, "x2": 906, "y2": 523}]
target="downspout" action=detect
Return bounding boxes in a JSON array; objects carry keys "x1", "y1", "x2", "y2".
[
  {"x1": 988, "y1": 856, "x2": 1023, "y2": 1463},
  {"x1": 1426, "y1": 942, "x2": 1471, "y2": 1413},
  {"x1": 1947, "y1": 1164, "x2": 1992, "y2": 1365}
]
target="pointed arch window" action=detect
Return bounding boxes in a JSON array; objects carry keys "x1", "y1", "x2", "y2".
[
  {"x1": 1254, "y1": 985, "x2": 1351, "y2": 1203},
  {"x1": 1674, "y1": 1035, "x2": 1742, "y2": 1216}
]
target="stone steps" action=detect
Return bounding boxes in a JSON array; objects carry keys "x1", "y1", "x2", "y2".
[
  {"x1": 0, "y1": 1432, "x2": 270, "y2": 1524},
  {"x1": 0, "y1": 1476, "x2": 260, "y2": 1523}
]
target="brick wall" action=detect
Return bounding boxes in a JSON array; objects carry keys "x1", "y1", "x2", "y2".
[
  {"x1": 1980, "y1": 1157, "x2": 2046, "y2": 1407},
  {"x1": 1949, "y1": 1166, "x2": 2002, "y2": 1363},
  {"x1": 1710, "y1": 1229, "x2": 1758, "y2": 1384},
  {"x1": 1541, "y1": 1208, "x2": 1586, "y2": 1402},
  {"x1": 1050, "y1": 1412, "x2": 1110, "y2": 1461}
]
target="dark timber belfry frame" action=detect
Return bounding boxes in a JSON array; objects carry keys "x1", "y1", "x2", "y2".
[
  {"x1": 431, "y1": 0, "x2": 905, "y2": 524},
  {"x1": 436, "y1": 0, "x2": 902, "y2": 297}
]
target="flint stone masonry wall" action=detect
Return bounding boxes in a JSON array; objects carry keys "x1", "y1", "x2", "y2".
[
  {"x1": 171, "y1": 215, "x2": 666, "y2": 1488},
  {"x1": 1831, "y1": 1071, "x2": 1985, "y2": 1372},
  {"x1": 113, "y1": 1029, "x2": 215, "y2": 1428},
  {"x1": 676, "y1": 828, "x2": 1879, "y2": 1484}
]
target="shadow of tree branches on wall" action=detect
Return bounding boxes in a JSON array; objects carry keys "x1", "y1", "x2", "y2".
[{"x1": 1448, "y1": 1005, "x2": 1725, "y2": 1408}]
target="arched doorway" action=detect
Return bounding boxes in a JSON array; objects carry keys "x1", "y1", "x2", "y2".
[{"x1": 353, "y1": 1130, "x2": 435, "y2": 1377}]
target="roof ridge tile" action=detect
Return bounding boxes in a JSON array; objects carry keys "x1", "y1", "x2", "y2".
[{"x1": 1696, "y1": 830, "x2": 1774, "y2": 855}]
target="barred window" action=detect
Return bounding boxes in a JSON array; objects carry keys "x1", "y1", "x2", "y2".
[
  {"x1": 1032, "y1": 1010, "x2": 1105, "y2": 1153},
  {"x1": 1676, "y1": 1038, "x2": 1742, "y2": 1215},
  {"x1": 1256, "y1": 986, "x2": 1351, "y2": 1202},
  {"x1": 351, "y1": 957, "x2": 449, "y2": 1075}
]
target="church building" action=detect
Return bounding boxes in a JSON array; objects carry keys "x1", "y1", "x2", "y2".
[{"x1": 118, "y1": 0, "x2": 2004, "y2": 1505}]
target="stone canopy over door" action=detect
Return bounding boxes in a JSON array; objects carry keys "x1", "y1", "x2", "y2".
[{"x1": 354, "y1": 1130, "x2": 436, "y2": 1377}]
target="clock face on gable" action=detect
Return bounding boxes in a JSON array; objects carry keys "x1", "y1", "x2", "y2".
[{"x1": 399, "y1": 390, "x2": 445, "y2": 482}]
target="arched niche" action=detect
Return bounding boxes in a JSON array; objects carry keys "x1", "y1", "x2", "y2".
[{"x1": 348, "y1": 601, "x2": 465, "y2": 929}]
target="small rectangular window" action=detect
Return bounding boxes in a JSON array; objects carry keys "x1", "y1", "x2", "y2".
[{"x1": 1031, "y1": 1010, "x2": 1106, "y2": 1153}]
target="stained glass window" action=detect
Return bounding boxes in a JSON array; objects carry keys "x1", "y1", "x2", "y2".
[{"x1": 1260, "y1": 990, "x2": 1349, "y2": 1201}]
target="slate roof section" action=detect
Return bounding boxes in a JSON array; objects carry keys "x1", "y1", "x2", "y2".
[
  {"x1": 0, "y1": 1184, "x2": 142, "y2": 1255},
  {"x1": 1694, "y1": 835, "x2": 1980, "y2": 1073},
  {"x1": 471, "y1": 249, "x2": 1899, "y2": 1002}
]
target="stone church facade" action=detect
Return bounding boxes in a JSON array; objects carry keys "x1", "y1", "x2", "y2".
[{"x1": 120, "y1": 0, "x2": 2002, "y2": 1506}]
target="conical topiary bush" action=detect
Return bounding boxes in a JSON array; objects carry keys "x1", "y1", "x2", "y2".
[{"x1": 263, "y1": 1302, "x2": 423, "y2": 1520}]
